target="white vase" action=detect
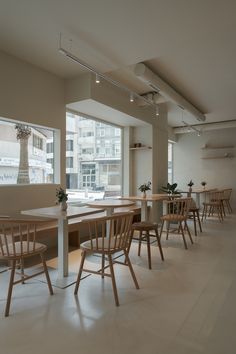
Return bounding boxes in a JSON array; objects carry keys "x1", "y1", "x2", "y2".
[
  {"x1": 60, "y1": 200, "x2": 68, "y2": 211},
  {"x1": 142, "y1": 191, "x2": 146, "y2": 198}
]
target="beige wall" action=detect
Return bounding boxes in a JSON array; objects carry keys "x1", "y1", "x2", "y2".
[
  {"x1": 173, "y1": 128, "x2": 236, "y2": 208},
  {"x1": 0, "y1": 50, "x2": 65, "y2": 214}
]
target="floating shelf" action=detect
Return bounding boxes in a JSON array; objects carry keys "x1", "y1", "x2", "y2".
[
  {"x1": 201, "y1": 145, "x2": 234, "y2": 150},
  {"x1": 130, "y1": 146, "x2": 152, "y2": 150},
  {"x1": 201, "y1": 155, "x2": 234, "y2": 159}
]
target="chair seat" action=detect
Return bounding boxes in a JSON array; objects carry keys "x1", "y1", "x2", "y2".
[
  {"x1": 203, "y1": 201, "x2": 220, "y2": 206},
  {"x1": 161, "y1": 214, "x2": 186, "y2": 222},
  {"x1": 81, "y1": 237, "x2": 124, "y2": 252},
  {"x1": 0, "y1": 241, "x2": 47, "y2": 259},
  {"x1": 132, "y1": 222, "x2": 158, "y2": 231},
  {"x1": 189, "y1": 207, "x2": 199, "y2": 212}
]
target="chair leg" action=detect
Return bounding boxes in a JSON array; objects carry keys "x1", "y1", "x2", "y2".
[
  {"x1": 101, "y1": 254, "x2": 105, "y2": 279},
  {"x1": 227, "y1": 200, "x2": 233, "y2": 213},
  {"x1": 221, "y1": 201, "x2": 226, "y2": 217},
  {"x1": 146, "y1": 231, "x2": 152, "y2": 269},
  {"x1": 138, "y1": 230, "x2": 142, "y2": 256},
  {"x1": 193, "y1": 211, "x2": 197, "y2": 236},
  {"x1": 166, "y1": 221, "x2": 170, "y2": 240},
  {"x1": 20, "y1": 258, "x2": 25, "y2": 284},
  {"x1": 155, "y1": 228, "x2": 164, "y2": 261},
  {"x1": 201, "y1": 205, "x2": 205, "y2": 221},
  {"x1": 196, "y1": 210, "x2": 202, "y2": 232},
  {"x1": 160, "y1": 220, "x2": 164, "y2": 239},
  {"x1": 108, "y1": 254, "x2": 119, "y2": 306},
  {"x1": 74, "y1": 250, "x2": 86, "y2": 295},
  {"x1": 5, "y1": 259, "x2": 16, "y2": 317},
  {"x1": 127, "y1": 229, "x2": 134, "y2": 254},
  {"x1": 124, "y1": 249, "x2": 139, "y2": 289},
  {"x1": 185, "y1": 221, "x2": 194, "y2": 244},
  {"x1": 217, "y1": 205, "x2": 223, "y2": 222},
  {"x1": 179, "y1": 222, "x2": 188, "y2": 250},
  {"x1": 40, "y1": 253, "x2": 53, "y2": 295}
]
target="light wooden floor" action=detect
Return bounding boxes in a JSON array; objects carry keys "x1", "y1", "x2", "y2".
[{"x1": 0, "y1": 214, "x2": 236, "y2": 354}]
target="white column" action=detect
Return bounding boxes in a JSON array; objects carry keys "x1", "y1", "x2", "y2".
[{"x1": 152, "y1": 104, "x2": 168, "y2": 222}]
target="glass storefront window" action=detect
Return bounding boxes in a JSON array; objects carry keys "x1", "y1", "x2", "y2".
[
  {"x1": 0, "y1": 118, "x2": 55, "y2": 185},
  {"x1": 66, "y1": 112, "x2": 122, "y2": 203}
]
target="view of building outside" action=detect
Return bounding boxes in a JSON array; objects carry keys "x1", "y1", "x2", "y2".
[
  {"x1": 65, "y1": 112, "x2": 122, "y2": 202},
  {"x1": 0, "y1": 119, "x2": 54, "y2": 184},
  {"x1": 168, "y1": 142, "x2": 173, "y2": 184}
]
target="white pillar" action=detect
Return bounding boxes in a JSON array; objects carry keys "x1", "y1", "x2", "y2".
[{"x1": 151, "y1": 103, "x2": 168, "y2": 221}]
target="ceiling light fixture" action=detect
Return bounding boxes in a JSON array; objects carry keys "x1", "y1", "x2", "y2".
[
  {"x1": 130, "y1": 92, "x2": 134, "y2": 102},
  {"x1": 59, "y1": 35, "x2": 159, "y2": 118},
  {"x1": 95, "y1": 74, "x2": 100, "y2": 84},
  {"x1": 156, "y1": 105, "x2": 159, "y2": 116}
]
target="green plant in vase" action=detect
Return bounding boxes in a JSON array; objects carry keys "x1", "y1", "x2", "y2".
[
  {"x1": 161, "y1": 183, "x2": 180, "y2": 199},
  {"x1": 56, "y1": 187, "x2": 68, "y2": 211},
  {"x1": 187, "y1": 180, "x2": 194, "y2": 194},
  {"x1": 201, "y1": 181, "x2": 207, "y2": 189},
  {"x1": 138, "y1": 181, "x2": 151, "y2": 198}
]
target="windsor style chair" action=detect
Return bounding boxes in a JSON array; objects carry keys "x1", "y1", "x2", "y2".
[
  {"x1": 0, "y1": 219, "x2": 53, "y2": 316},
  {"x1": 160, "y1": 197, "x2": 193, "y2": 249},
  {"x1": 74, "y1": 212, "x2": 139, "y2": 306}
]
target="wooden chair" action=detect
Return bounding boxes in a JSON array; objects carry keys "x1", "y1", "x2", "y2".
[
  {"x1": 188, "y1": 199, "x2": 202, "y2": 236},
  {"x1": 160, "y1": 198, "x2": 193, "y2": 249},
  {"x1": 186, "y1": 190, "x2": 202, "y2": 237},
  {"x1": 74, "y1": 212, "x2": 139, "y2": 306},
  {"x1": 0, "y1": 220, "x2": 53, "y2": 317},
  {"x1": 221, "y1": 188, "x2": 233, "y2": 214},
  {"x1": 128, "y1": 222, "x2": 164, "y2": 269},
  {"x1": 201, "y1": 190, "x2": 224, "y2": 222}
]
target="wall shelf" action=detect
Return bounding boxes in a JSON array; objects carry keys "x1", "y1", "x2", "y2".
[
  {"x1": 201, "y1": 145, "x2": 235, "y2": 150},
  {"x1": 130, "y1": 146, "x2": 152, "y2": 150},
  {"x1": 201, "y1": 144, "x2": 234, "y2": 159},
  {"x1": 201, "y1": 155, "x2": 234, "y2": 159}
]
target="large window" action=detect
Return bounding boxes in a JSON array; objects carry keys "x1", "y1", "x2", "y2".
[
  {"x1": 0, "y1": 118, "x2": 55, "y2": 184},
  {"x1": 66, "y1": 112, "x2": 122, "y2": 202}
]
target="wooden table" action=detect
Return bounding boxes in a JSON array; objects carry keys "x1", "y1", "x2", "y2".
[
  {"x1": 180, "y1": 188, "x2": 216, "y2": 208},
  {"x1": 21, "y1": 205, "x2": 102, "y2": 279},
  {"x1": 120, "y1": 194, "x2": 170, "y2": 221},
  {"x1": 86, "y1": 199, "x2": 135, "y2": 237},
  {"x1": 86, "y1": 199, "x2": 135, "y2": 216}
]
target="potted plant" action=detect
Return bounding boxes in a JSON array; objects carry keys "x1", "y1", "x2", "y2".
[
  {"x1": 56, "y1": 187, "x2": 68, "y2": 211},
  {"x1": 201, "y1": 181, "x2": 207, "y2": 189},
  {"x1": 161, "y1": 183, "x2": 180, "y2": 199},
  {"x1": 187, "y1": 180, "x2": 194, "y2": 193},
  {"x1": 138, "y1": 181, "x2": 151, "y2": 198}
]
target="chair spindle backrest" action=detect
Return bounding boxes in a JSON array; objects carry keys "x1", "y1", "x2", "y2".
[
  {"x1": 223, "y1": 188, "x2": 232, "y2": 200},
  {"x1": 166, "y1": 197, "x2": 192, "y2": 217},
  {"x1": 0, "y1": 221, "x2": 38, "y2": 258},
  {"x1": 81, "y1": 212, "x2": 134, "y2": 252},
  {"x1": 205, "y1": 190, "x2": 223, "y2": 203}
]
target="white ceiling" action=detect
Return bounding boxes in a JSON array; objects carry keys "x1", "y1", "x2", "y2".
[{"x1": 1, "y1": 0, "x2": 236, "y2": 127}]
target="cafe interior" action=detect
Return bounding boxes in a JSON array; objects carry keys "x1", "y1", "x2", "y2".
[{"x1": 0, "y1": 1, "x2": 236, "y2": 354}]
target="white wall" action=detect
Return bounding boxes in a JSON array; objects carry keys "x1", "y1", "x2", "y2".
[
  {"x1": 131, "y1": 125, "x2": 153, "y2": 195},
  {"x1": 173, "y1": 128, "x2": 236, "y2": 208},
  {"x1": 0, "y1": 50, "x2": 65, "y2": 214}
]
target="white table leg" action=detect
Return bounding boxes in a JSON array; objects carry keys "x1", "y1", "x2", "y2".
[
  {"x1": 141, "y1": 201, "x2": 148, "y2": 221},
  {"x1": 106, "y1": 207, "x2": 114, "y2": 237},
  {"x1": 58, "y1": 218, "x2": 69, "y2": 278}
]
